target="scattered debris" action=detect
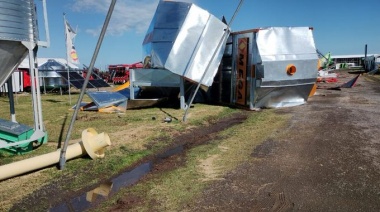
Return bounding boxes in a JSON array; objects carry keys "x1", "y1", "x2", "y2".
[
  {"x1": 317, "y1": 69, "x2": 338, "y2": 83},
  {"x1": 317, "y1": 73, "x2": 360, "y2": 90},
  {"x1": 164, "y1": 117, "x2": 172, "y2": 123}
]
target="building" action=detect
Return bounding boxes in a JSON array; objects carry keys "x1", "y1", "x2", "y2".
[{"x1": 331, "y1": 54, "x2": 380, "y2": 69}]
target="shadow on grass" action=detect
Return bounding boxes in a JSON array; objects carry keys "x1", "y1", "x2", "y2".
[
  {"x1": 45, "y1": 99, "x2": 65, "y2": 103},
  {"x1": 159, "y1": 108, "x2": 179, "y2": 121},
  {"x1": 57, "y1": 113, "x2": 68, "y2": 149}
]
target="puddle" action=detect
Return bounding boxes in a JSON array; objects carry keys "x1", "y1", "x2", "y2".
[
  {"x1": 49, "y1": 145, "x2": 183, "y2": 211},
  {"x1": 157, "y1": 145, "x2": 184, "y2": 159}
]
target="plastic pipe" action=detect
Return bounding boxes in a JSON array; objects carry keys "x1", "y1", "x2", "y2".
[{"x1": 0, "y1": 128, "x2": 111, "y2": 181}]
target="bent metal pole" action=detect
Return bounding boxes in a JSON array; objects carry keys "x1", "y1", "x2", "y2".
[
  {"x1": 183, "y1": 0, "x2": 245, "y2": 121},
  {"x1": 59, "y1": 0, "x2": 117, "y2": 170}
]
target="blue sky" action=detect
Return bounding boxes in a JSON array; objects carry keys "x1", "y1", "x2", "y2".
[{"x1": 36, "y1": 0, "x2": 380, "y2": 70}]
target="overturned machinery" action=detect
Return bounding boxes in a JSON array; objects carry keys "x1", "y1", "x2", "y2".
[
  {"x1": 212, "y1": 27, "x2": 319, "y2": 109},
  {"x1": 87, "y1": 0, "x2": 229, "y2": 111},
  {"x1": 84, "y1": 1, "x2": 319, "y2": 113},
  {"x1": 135, "y1": 1, "x2": 318, "y2": 110},
  {"x1": 129, "y1": 0, "x2": 229, "y2": 110}
]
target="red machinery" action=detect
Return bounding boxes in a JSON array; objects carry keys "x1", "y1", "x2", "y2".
[
  {"x1": 108, "y1": 62, "x2": 143, "y2": 84},
  {"x1": 82, "y1": 67, "x2": 100, "y2": 80}
]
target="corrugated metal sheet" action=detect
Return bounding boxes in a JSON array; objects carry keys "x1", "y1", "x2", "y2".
[
  {"x1": 0, "y1": 0, "x2": 36, "y2": 87},
  {"x1": 0, "y1": 0, "x2": 35, "y2": 42}
]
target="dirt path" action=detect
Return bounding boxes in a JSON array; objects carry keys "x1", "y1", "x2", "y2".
[{"x1": 184, "y1": 72, "x2": 380, "y2": 211}]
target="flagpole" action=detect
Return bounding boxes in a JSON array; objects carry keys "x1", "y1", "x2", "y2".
[{"x1": 63, "y1": 13, "x2": 72, "y2": 105}]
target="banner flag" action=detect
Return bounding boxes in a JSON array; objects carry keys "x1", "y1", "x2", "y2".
[{"x1": 65, "y1": 19, "x2": 80, "y2": 65}]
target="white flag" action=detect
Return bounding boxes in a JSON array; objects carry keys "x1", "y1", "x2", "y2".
[{"x1": 65, "y1": 19, "x2": 80, "y2": 65}]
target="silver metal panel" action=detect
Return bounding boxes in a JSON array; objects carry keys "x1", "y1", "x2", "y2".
[
  {"x1": 254, "y1": 27, "x2": 318, "y2": 108},
  {"x1": 255, "y1": 84, "x2": 314, "y2": 108},
  {"x1": 86, "y1": 91, "x2": 128, "y2": 109},
  {"x1": 131, "y1": 69, "x2": 181, "y2": 87},
  {"x1": 143, "y1": 1, "x2": 228, "y2": 86},
  {"x1": 0, "y1": 0, "x2": 35, "y2": 42},
  {"x1": 255, "y1": 27, "x2": 318, "y2": 82},
  {"x1": 0, "y1": 71, "x2": 24, "y2": 92},
  {"x1": 257, "y1": 27, "x2": 317, "y2": 58},
  {"x1": 254, "y1": 27, "x2": 317, "y2": 108},
  {"x1": 0, "y1": 0, "x2": 36, "y2": 86},
  {"x1": 260, "y1": 59, "x2": 317, "y2": 82},
  {"x1": 0, "y1": 41, "x2": 28, "y2": 87},
  {"x1": 230, "y1": 27, "x2": 318, "y2": 108},
  {"x1": 143, "y1": 1, "x2": 191, "y2": 68},
  {"x1": 0, "y1": 118, "x2": 32, "y2": 136}
]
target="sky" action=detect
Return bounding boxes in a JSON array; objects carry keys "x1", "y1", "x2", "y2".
[{"x1": 36, "y1": 0, "x2": 380, "y2": 70}]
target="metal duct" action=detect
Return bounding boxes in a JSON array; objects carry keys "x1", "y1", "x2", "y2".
[{"x1": 142, "y1": 1, "x2": 229, "y2": 86}]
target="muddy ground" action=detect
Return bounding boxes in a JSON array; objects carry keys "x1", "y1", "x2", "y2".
[{"x1": 112, "y1": 70, "x2": 380, "y2": 211}]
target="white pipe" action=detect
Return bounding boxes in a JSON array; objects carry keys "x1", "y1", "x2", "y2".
[{"x1": 0, "y1": 128, "x2": 111, "y2": 181}]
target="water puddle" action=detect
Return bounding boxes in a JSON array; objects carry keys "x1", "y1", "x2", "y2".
[
  {"x1": 157, "y1": 145, "x2": 184, "y2": 159},
  {"x1": 50, "y1": 145, "x2": 183, "y2": 211}
]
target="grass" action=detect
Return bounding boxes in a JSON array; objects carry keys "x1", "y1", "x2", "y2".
[{"x1": 0, "y1": 90, "x2": 239, "y2": 211}]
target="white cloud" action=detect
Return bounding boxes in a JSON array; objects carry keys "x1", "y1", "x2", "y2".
[{"x1": 71, "y1": 0, "x2": 198, "y2": 37}]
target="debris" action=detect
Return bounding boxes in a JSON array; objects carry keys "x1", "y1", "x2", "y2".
[
  {"x1": 340, "y1": 74, "x2": 360, "y2": 88},
  {"x1": 317, "y1": 70, "x2": 338, "y2": 83},
  {"x1": 164, "y1": 117, "x2": 172, "y2": 123}
]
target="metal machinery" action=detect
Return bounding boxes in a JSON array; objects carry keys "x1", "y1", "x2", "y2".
[
  {"x1": 0, "y1": 0, "x2": 50, "y2": 153},
  {"x1": 212, "y1": 27, "x2": 319, "y2": 109},
  {"x1": 108, "y1": 62, "x2": 143, "y2": 84},
  {"x1": 129, "y1": 0, "x2": 229, "y2": 110}
]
